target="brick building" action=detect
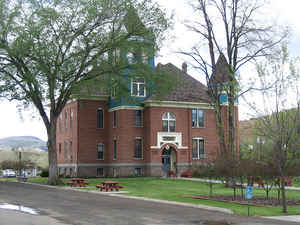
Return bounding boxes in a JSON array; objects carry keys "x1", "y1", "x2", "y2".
[{"x1": 56, "y1": 51, "x2": 239, "y2": 177}]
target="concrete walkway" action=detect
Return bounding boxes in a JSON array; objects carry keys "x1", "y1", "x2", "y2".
[
  {"x1": 264, "y1": 215, "x2": 300, "y2": 223},
  {"x1": 180, "y1": 177, "x2": 300, "y2": 190}
]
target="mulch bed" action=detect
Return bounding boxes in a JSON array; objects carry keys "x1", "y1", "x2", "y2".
[{"x1": 185, "y1": 195, "x2": 300, "y2": 206}]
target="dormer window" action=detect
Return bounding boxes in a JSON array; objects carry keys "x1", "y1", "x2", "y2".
[
  {"x1": 131, "y1": 78, "x2": 146, "y2": 97},
  {"x1": 141, "y1": 52, "x2": 148, "y2": 64},
  {"x1": 127, "y1": 52, "x2": 137, "y2": 64},
  {"x1": 127, "y1": 49, "x2": 148, "y2": 64}
]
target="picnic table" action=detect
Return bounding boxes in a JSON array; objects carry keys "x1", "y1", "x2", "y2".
[
  {"x1": 96, "y1": 180, "x2": 124, "y2": 192},
  {"x1": 67, "y1": 178, "x2": 89, "y2": 187}
]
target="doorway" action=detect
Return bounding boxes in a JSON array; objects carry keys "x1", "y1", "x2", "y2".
[{"x1": 161, "y1": 147, "x2": 177, "y2": 176}]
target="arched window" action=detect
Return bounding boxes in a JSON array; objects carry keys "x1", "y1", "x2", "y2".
[{"x1": 162, "y1": 112, "x2": 176, "y2": 132}]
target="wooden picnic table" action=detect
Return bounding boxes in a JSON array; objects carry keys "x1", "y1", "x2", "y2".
[
  {"x1": 96, "y1": 180, "x2": 124, "y2": 192},
  {"x1": 67, "y1": 178, "x2": 89, "y2": 187}
]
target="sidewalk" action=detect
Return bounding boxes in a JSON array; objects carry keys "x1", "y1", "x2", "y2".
[
  {"x1": 179, "y1": 177, "x2": 300, "y2": 190},
  {"x1": 264, "y1": 215, "x2": 300, "y2": 223}
]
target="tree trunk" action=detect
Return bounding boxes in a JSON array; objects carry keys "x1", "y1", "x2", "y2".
[
  {"x1": 209, "y1": 182, "x2": 213, "y2": 197},
  {"x1": 228, "y1": 84, "x2": 235, "y2": 153},
  {"x1": 281, "y1": 178, "x2": 287, "y2": 213},
  {"x1": 233, "y1": 186, "x2": 236, "y2": 200},
  {"x1": 215, "y1": 105, "x2": 227, "y2": 154},
  {"x1": 47, "y1": 117, "x2": 58, "y2": 185}
]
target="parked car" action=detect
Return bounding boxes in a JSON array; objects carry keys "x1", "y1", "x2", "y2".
[{"x1": 2, "y1": 169, "x2": 16, "y2": 177}]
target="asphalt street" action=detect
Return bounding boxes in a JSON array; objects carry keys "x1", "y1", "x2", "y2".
[{"x1": 0, "y1": 181, "x2": 297, "y2": 225}]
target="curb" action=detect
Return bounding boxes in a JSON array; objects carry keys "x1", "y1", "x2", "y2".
[{"x1": 12, "y1": 181, "x2": 233, "y2": 214}]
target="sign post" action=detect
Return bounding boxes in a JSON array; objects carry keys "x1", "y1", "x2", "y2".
[{"x1": 245, "y1": 186, "x2": 253, "y2": 216}]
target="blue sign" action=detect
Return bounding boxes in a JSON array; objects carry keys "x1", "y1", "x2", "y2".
[{"x1": 245, "y1": 186, "x2": 253, "y2": 200}]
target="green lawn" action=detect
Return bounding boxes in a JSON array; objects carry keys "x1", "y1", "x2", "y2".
[{"x1": 4, "y1": 177, "x2": 300, "y2": 216}]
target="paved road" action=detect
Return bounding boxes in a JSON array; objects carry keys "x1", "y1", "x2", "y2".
[{"x1": 0, "y1": 181, "x2": 297, "y2": 225}]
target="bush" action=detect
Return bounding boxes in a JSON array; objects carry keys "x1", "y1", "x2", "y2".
[{"x1": 40, "y1": 169, "x2": 49, "y2": 177}]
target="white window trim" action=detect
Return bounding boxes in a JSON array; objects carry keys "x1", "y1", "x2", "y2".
[
  {"x1": 97, "y1": 143, "x2": 104, "y2": 160},
  {"x1": 192, "y1": 138, "x2": 205, "y2": 160},
  {"x1": 192, "y1": 109, "x2": 205, "y2": 128},
  {"x1": 97, "y1": 108, "x2": 104, "y2": 129},
  {"x1": 162, "y1": 112, "x2": 176, "y2": 132},
  {"x1": 134, "y1": 137, "x2": 143, "y2": 159},
  {"x1": 131, "y1": 78, "x2": 146, "y2": 97}
]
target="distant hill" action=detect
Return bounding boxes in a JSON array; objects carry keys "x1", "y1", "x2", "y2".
[{"x1": 0, "y1": 136, "x2": 47, "y2": 152}]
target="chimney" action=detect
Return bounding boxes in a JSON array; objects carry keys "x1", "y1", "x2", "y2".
[{"x1": 182, "y1": 62, "x2": 187, "y2": 73}]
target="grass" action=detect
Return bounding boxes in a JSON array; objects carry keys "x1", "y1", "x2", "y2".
[{"x1": 3, "y1": 177, "x2": 300, "y2": 216}]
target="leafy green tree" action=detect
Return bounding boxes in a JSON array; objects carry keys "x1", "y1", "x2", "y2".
[{"x1": 0, "y1": 0, "x2": 170, "y2": 184}]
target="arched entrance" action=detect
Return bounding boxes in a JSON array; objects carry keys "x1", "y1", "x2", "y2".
[{"x1": 161, "y1": 146, "x2": 177, "y2": 176}]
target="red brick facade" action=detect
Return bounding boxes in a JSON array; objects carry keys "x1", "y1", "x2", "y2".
[{"x1": 56, "y1": 99, "x2": 239, "y2": 177}]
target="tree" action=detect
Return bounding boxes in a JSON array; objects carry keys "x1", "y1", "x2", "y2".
[
  {"x1": 192, "y1": 162, "x2": 218, "y2": 197},
  {"x1": 253, "y1": 45, "x2": 300, "y2": 213},
  {"x1": 0, "y1": 0, "x2": 170, "y2": 184},
  {"x1": 0, "y1": 159, "x2": 35, "y2": 174},
  {"x1": 181, "y1": 0, "x2": 287, "y2": 154}
]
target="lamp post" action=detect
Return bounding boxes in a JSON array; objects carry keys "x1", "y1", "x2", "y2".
[{"x1": 18, "y1": 148, "x2": 22, "y2": 177}]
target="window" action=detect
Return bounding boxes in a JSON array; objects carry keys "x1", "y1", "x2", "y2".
[
  {"x1": 134, "y1": 138, "x2": 143, "y2": 159},
  {"x1": 113, "y1": 139, "x2": 117, "y2": 160},
  {"x1": 64, "y1": 141, "x2": 68, "y2": 160},
  {"x1": 70, "y1": 109, "x2": 73, "y2": 129},
  {"x1": 97, "y1": 108, "x2": 104, "y2": 129},
  {"x1": 127, "y1": 52, "x2": 137, "y2": 64},
  {"x1": 192, "y1": 138, "x2": 205, "y2": 159},
  {"x1": 111, "y1": 79, "x2": 117, "y2": 98},
  {"x1": 70, "y1": 141, "x2": 73, "y2": 161},
  {"x1": 131, "y1": 78, "x2": 146, "y2": 97},
  {"x1": 97, "y1": 168, "x2": 104, "y2": 177},
  {"x1": 113, "y1": 168, "x2": 118, "y2": 177},
  {"x1": 59, "y1": 114, "x2": 62, "y2": 132},
  {"x1": 134, "y1": 110, "x2": 143, "y2": 127},
  {"x1": 134, "y1": 168, "x2": 142, "y2": 176},
  {"x1": 162, "y1": 112, "x2": 176, "y2": 132},
  {"x1": 113, "y1": 111, "x2": 117, "y2": 128},
  {"x1": 58, "y1": 143, "x2": 62, "y2": 155},
  {"x1": 141, "y1": 52, "x2": 148, "y2": 64},
  {"x1": 97, "y1": 144, "x2": 104, "y2": 160},
  {"x1": 65, "y1": 111, "x2": 68, "y2": 129},
  {"x1": 192, "y1": 109, "x2": 205, "y2": 128},
  {"x1": 127, "y1": 50, "x2": 147, "y2": 64}
]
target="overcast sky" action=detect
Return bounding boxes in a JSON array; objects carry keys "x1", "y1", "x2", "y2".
[{"x1": 0, "y1": 0, "x2": 299, "y2": 141}]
